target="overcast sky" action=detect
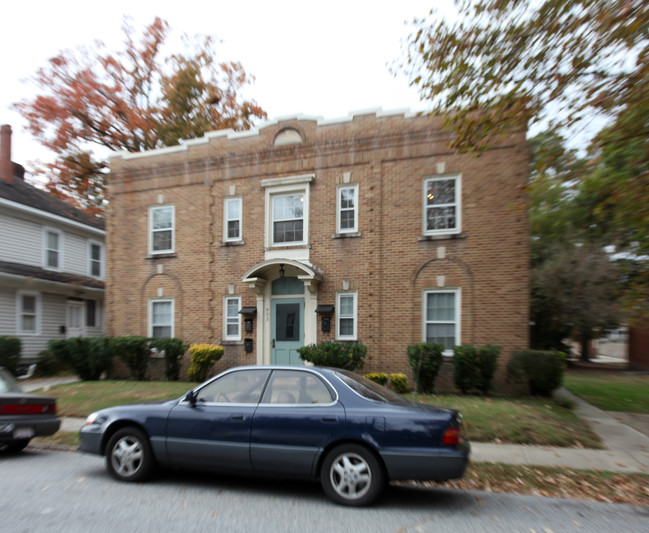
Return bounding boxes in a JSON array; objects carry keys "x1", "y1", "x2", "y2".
[{"x1": 1, "y1": 0, "x2": 444, "y2": 175}]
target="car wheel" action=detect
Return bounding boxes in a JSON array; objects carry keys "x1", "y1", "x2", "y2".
[
  {"x1": 320, "y1": 444, "x2": 384, "y2": 506},
  {"x1": 105, "y1": 427, "x2": 154, "y2": 482},
  {"x1": 0, "y1": 439, "x2": 30, "y2": 454}
]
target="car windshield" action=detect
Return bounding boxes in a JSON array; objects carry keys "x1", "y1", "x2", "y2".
[
  {"x1": 334, "y1": 369, "x2": 411, "y2": 406},
  {"x1": 0, "y1": 367, "x2": 22, "y2": 393}
]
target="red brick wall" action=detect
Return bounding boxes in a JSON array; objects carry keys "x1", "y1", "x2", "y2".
[{"x1": 106, "y1": 111, "x2": 529, "y2": 389}]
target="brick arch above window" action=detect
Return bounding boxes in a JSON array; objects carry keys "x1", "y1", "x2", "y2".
[{"x1": 273, "y1": 128, "x2": 303, "y2": 146}]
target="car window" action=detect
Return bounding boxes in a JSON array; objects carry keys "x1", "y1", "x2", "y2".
[
  {"x1": 195, "y1": 369, "x2": 270, "y2": 404},
  {"x1": 0, "y1": 367, "x2": 22, "y2": 393},
  {"x1": 261, "y1": 370, "x2": 334, "y2": 405},
  {"x1": 335, "y1": 369, "x2": 411, "y2": 405}
]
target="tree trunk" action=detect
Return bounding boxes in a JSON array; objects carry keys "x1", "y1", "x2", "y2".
[{"x1": 580, "y1": 332, "x2": 591, "y2": 362}]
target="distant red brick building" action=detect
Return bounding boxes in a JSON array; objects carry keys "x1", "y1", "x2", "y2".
[
  {"x1": 629, "y1": 325, "x2": 649, "y2": 371},
  {"x1": 105, "y1": 110, "x2": 529, "y2": 387}
]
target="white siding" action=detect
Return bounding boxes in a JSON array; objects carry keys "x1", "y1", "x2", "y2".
[
  {"x1": 0, "y1": 212, "x2": 42, "y2": 265},
  {"x1": 0, "y1": 287, "x2": 16, "y2": 335},
  {"x1": 64, "y1": 232, "x2": 88, "y2": 276}
]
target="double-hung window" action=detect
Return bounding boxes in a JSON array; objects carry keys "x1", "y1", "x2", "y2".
[
  {"x1": 89, "y1": 241, "x2": 103, "y2": 278},
  {"x1": 224, "y1": 296, "x2": 241, "y2": 340},
  {"x1": 424, "y1": 289, "x2": 460, "y2": 353},
  {"x1": 17, "y1": 291, "x2": 39, "y2": 335},
  {"x1": 337, "y1": 292, "x2": 357, "y2": 340},
  {"x1": 337, "y1": 184, "x2": 358, "y2": 233},
  {"x1": 261, "y1": 174, "x2": 312, "y2": 255},
  {"x1": 424, "y1": 175, "x2": 461, "y2": 235},
  {"x1": 150, "y1": 205, "x2": 174, "y2": 254},
  {"x1": 150, "y1": 299, "x2": 173, "y2": 338},
  {"x1": 272, "y1": 193, "x2": 304, "y2": 244},
  {"x1": 44, "y1": 228, "x2": 62, "y2": 270},
  {"x1": 225, "y1": 197, "x2": 242, "y2": 242}
]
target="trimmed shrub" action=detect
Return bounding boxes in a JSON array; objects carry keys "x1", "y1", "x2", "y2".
[
  {"x1": 389, "y1": 373, "x2": 410, "y2": 394},
  {"x1": 475, "y1": 344, "x2": 500, "y2": 395},
  {"x1": 0, "y1": 336, "x2": 21, "y2": 375},
  {"x1": 151, "y1": 338, "x2": 189, "y2": 381},
  {"x1": 453, "y1": 344, "x2": 501, "y2": 395},
  {"x1": 48, "y1": 337, "x2": 113, "y2": 380},
  {"x1": 507, "y1": 350, "x2": 566, "y2": 396},
  {"x1": 452, "y1": 344, "x2": 478, "y2": 394},
  {"x1": 407, "y1": 343, "x2": 443, "y2": 393},
  {"x1": 187, "y1": 343, "x2": 224, "y2": 382},
  {"x1": 113, "y1": 336, "x2": 151, "y2": 380},
  {"x1": 298, "y1": 342, "x2": 367, "y2": 371},
  {"x1": 364, "y1": 372, "x2": 389, "y2": 386},
  {"x1": 34, "y1": 349, "x2": 69, "y2": 377}
]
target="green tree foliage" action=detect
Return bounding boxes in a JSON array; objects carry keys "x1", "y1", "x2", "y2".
[
  {"x1": 401, "y1": 0, "x2": 648, "y2": 152},
  {"x1": 14, "y1": 17, "x2": 266, "y2": 216},
  {"x1": 531, "y1": 243, "x2": 623, "y2": 360}
]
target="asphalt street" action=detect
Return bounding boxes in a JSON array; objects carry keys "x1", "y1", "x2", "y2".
[{"x1": 1, "y1": 448, "x2": 647, "y2": 533}]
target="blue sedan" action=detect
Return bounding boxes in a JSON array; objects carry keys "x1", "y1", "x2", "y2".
[{"x1": 79, "y1": 366, "x2": 469, "y2": 506}]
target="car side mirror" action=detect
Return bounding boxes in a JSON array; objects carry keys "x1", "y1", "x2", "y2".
[{"x1": 184, "y1": 390, "x2": 197, "y2": 406}]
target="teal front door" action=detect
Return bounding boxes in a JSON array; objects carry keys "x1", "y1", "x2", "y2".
[{"x1": 272, "y1": 298, "x2": 304, "y2": 365}]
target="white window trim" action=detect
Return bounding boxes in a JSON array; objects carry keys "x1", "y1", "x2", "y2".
[
  {"x1": 43, "y1": 227, "x2": 63, "y2": 271},
  {"x1": 423, "y1": 174, "x2": 462, "y2": 236},
  {"x1": 224, "y1": 296, "x2": 242, "y2": 341},
  {"x1": 16, "y1": 290, "x2": 41, "y2": 336},
  {"x1": 262, "y1": 177, "x2": 311, "y2": 249},
  {"x1": 336, "y1": 291, "x2": 357, "y2": 341},
  {"x1": 88, "y1": 240, "x2": 104, "y2": 279},
  {"x1": 149, "y1": 298, "x2": 174, "y2": 338},
  {"x1": 224, "y1": 197, "x2": 242, "y2": 242},
  {"x1": 337, "y1": 184, "x2": 358, "y2": 233},
  {"x1": 149, "y1": 205, "x2": 175, "y2": 255},
  {"x1": 422, "y1": 288, "x2": 461, "y2": 355}
]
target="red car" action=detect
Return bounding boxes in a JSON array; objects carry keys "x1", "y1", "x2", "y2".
[{"x1": 0, "y1": 366, "x2": 61, "y2": 453}]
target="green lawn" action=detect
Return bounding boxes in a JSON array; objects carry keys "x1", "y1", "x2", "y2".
[
  {"x1": 35, "y1": 380, "x2": 602, "y2": 449},
  {"x1": 563, "y1": 372, "x2": 649, "y2": 413},
  {"x1": 39, "y1": 380, "x2": 194, "y2": 418},
  {"x1": 406, "y1": 393, "x2": 602, "y2": 448}
]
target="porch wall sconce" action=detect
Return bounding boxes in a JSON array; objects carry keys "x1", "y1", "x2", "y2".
[
  {"x1": 315, "y1": 305, "x2": 335, "y2": 333},
  {"x1": 279, "y1": 264, "x2": 285, "y2": 278}
]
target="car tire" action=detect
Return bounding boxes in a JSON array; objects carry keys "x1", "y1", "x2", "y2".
[
  {"x1": 320, "y1": 444, "x2": 384, "y2": 506},
  {"x1": 105, "y1": 427, "x2": 154, "y2": 482},
  {"x1": 0, "y1": 439, "x2": 30, "y2": 454}
]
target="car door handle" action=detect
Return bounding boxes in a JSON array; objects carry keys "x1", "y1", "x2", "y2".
[
  {"x1": 231, "y1": 415, "x2": 246, "y2": 421},
  {"x1": 321, "y1": 417, "x2": 338, "y2": 423}
]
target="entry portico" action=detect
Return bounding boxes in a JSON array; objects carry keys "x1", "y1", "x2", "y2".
[{"x1": 242, "y1": 259, "x2": 322, "y2": 366}]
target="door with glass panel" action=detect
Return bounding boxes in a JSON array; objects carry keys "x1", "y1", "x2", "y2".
[{"x1": 271, "y1": 298, "x2": 304, "y2": 365}]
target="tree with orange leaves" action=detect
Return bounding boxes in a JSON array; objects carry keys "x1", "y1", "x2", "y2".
[{"x1": 14, "y1": 17, "x2": 266, "y2": 217}]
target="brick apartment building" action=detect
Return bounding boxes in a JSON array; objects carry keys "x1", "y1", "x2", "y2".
[{"x1": 106, "y1": 109, "x2": 529, "y2": 386}]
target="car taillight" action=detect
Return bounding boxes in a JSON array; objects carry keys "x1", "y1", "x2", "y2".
[
  {"x1": 0, "y1": 403, "x2": 56, "y2": 415},
  {"x1": 442, "y1": 425, "x2": 461, "y2": 445}
]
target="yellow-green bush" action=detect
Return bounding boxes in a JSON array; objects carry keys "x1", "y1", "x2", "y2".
[
  {"x1": 187, "y1": 343, "x2": 224, "y2": 382},
  {"x1": 389, "y1": 373, "x2": 410, "y2": 393},
  {"x1": 363, "y1": 372, "x2": 388, "y2": 386}
]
